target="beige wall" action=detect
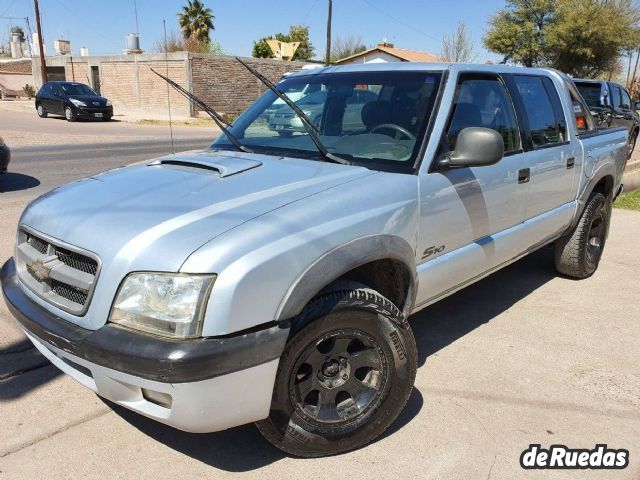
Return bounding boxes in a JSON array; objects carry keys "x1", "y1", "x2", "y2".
[
  {"x1": 32, "y1": 53, "x2": 313, "y2": 117},
  {"x1": 0, "y1": 72, "x2": 34, "y2": 92},
  {"x1": 191, "y1": 54, "x2": 310, "y2": 116}
]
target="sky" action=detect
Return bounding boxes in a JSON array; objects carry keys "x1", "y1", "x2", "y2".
[{"x1": 0, "y1": 0, "x2": 506, "y2": 62}]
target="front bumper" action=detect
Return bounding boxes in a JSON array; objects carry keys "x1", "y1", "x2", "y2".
[
  {"x1": 74, "y1": 105, "x2": 113, "y2": 118},
  {"x1": 1, "y1": 258, "x2": 288, "y2": 432}
]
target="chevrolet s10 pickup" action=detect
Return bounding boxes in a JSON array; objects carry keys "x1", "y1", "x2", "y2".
[{"x1": 1, "y1": 62, "x2": 627, "y2": 457}]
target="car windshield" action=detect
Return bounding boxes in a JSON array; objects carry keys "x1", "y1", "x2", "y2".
[
  {"x1": 212, "y1": 71, "x2": 443, "y2": 170},
  {"x1": 575, "y1": 82, "x2": 603, "y2": 109},
  {"x1": 60, "y1": 83, "x2": 97, "y2": 96}
]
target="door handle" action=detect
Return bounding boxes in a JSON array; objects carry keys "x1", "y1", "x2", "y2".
[
  {"x1": 566, "y1": 157, "x2": 575, "y2": 169},
  {"x1": 518, "y1": 168, "x2": 530, "y2": 184}
]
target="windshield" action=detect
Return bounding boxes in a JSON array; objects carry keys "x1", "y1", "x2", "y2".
[
  {"x1": 60, "y1": 83, "x2": 97, "y2": 96},
  {"x1": 213, "y1": 71, "x2": 443, "y2": 170},
  {"x1": 575, "y1": 82, "x2": 604, "y2": 109}
]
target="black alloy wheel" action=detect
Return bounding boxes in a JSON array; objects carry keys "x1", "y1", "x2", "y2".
[{"x1": 289, "y1": 330, "x2": 388, "y2": 425}]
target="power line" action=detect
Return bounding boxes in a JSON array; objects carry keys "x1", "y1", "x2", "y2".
[
  {"x1": 0, "y1": 0, "x2": 18, "y2": 19},
  {"x1": 360, "y1": 0, "x2": 441, "y2": 44},
  {"x1": 301, "y1": 0, "x2": 321, "y2": 23}
]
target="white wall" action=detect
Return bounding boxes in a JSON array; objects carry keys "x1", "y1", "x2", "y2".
[{"x1": 339, "y1": 51, "x2": 400, "y2": 65}]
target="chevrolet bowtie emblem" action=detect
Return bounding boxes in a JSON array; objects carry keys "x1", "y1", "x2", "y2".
[{"x1": 29, "y1": 259, "x2": 52, "y2": 281}]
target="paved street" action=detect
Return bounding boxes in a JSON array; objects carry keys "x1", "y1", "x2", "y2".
[{"x1": 1, "y1": 109, "x2": 640, "y2": 479}]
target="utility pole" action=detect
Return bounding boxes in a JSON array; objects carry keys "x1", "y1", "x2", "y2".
[
  {"x1": 325, "y1": 0, "x2": 332, "y2": 66},
  {"x1": 34, "y1": 0, "x2": 47, "y2": 84}
]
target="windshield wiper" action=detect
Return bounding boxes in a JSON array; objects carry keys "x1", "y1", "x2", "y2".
[
  {"x1": 235, "y1": 57, "x2": 350, "y2": 166},
  {"x1": 149, "y1": 67, "x2": 253, "y2": 154}
]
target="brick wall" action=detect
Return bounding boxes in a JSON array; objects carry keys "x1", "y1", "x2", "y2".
[
  {"x1": 190, "y1": 54, "x2": 312, "y2": 116},
  {"x1": 99, "y1": 58, "x2": 190, "y2": 115},
  {"x1": 34, "y1": 52, "x2": 312, "y2": 117},
  {"x1": 64, "y1": 61, "x2": 89, "y2": 85}
]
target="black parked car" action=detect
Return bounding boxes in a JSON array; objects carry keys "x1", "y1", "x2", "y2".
[
  {"x1": 574, "y1": 79, "x2": 639, "y2": 158},
  {"x1": 35, "y1": 81, "x2": 113, "y2": 122},
  {"x1": 0, "y1": 137, "x2": 9, "y2": 175}
]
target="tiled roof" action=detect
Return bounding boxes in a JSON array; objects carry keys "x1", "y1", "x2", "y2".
[{"x1": 335, "y1": 45, "x2": 442, "y2": 64}]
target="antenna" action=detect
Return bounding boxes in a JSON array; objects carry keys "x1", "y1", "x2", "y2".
[
  {"x1": 133, "y1": 0, "x2": 139, "y2": 34},
  {"x1": 162, "y1": 19, "x2": 175, "y2": 154}
]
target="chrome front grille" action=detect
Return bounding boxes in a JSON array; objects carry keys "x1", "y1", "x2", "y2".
[{"x1": 16, "y1": 228, "x2": 100, "y2": 315}]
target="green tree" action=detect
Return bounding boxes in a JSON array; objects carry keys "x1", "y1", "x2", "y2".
[
  {"x1": 251, "y1": 25, "x2": 315, "y2": 60},
  {"x1": 546, "y1": 0, "x2": 640, "y2": 77},
  {"x1": 177, "y1": 0, "x2": 215, "y2": 43},
  {"x1": 484, "y1": 0, "x2": 557, "y2": 67},
  {"x1": 484, "y1": 0, "x2": 640, "y2": 77}
]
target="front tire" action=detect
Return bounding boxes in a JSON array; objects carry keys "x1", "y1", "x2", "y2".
[
  {"x1": 554, "y1": 192, "x2": 610, "y2": 278},
  {"x1": 36, "y1": 104, "x2": 47, "y2": 118},
  {"x1": 257, "y1": 287, "x2": 417, "y2": 457},
  {"x1": 65, "y1": 106, "x2": 77, "y2": 122}
]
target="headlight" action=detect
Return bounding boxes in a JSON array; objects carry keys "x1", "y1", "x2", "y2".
[
  {"x1": 109, "y1": 272, "x2": 215, "y2": 338},
  {"x1": 106, "y1": 100, "x2": 112, "y2": 107},
  {"x1": 70, "y1": 99, "x2": 86, "y2": 107}
]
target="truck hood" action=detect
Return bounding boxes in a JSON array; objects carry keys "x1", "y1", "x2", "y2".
[{"x1": 21, "y1": 149, "x2": 375, "y2": 274}]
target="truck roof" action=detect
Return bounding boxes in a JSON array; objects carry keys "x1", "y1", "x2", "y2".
[{"x1": 285, "y1": 62, "x2": 562, "y2": 79}]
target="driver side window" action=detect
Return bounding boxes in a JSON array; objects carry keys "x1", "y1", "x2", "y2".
[{"x1": 446, "y1": 76, "x2": 521, "y2": 153}]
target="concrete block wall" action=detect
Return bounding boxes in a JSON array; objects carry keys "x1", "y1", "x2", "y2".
[
  {"x1": 190, "y1": 54, "x2": 311, "y2": 116},
  {"x1": 33, "y1": 52, "x2": 313, "y2": 118}
]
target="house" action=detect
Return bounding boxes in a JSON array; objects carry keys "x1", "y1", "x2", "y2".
[
  {"x1": 335, "y1": 42, "x2": 442, "y2": 65},
  {"x1": 0, "y1": 59, "x2": 34, "y2": 98}
]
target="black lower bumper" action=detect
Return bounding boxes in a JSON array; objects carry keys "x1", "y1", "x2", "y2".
[
  {"x1": 1, "y1": 258, "x2": 289, "y2": 383},
  {"x1": 75, "y1": 106, "x2": 113, "y2": 118}
]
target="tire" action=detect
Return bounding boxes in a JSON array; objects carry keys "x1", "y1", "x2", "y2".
[
  {"x1": 256, "y1": 287, "x2": 418, "y2": 457},
  {"x1": 554, "y1": 192, "x2": 610, "y2": 278},
  {"x1": 64, "y1": 106, "x2": 77, "y2": 122},
  {"x1": 36, "y1": 104, "x2": 47, "y2": 118}
]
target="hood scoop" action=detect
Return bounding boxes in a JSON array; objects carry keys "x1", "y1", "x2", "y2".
[{"x1": 149, "y1": 152, "x2": 262, "y2": 178}]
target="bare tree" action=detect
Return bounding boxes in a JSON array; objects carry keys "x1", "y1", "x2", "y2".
[
  {"x1": 440, "y1": 21, "x2": 476, "y2": 63},
  {"x1": 330, "y1": 35, "x2": 367, "y2": 62}
]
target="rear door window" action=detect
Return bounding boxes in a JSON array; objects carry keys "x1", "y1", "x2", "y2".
[
  {"x1": 575, "y1": 82, "x2": 604, "y2": 108},
  {"x1": 610, "y1": 85, "x2": 623, "y2": 109},
  {"x1": 621, "y1": 88, "x2": 632, "y2": 110},
  {"x1": 446, "y1": 75, "x2": 521, "y2": 152},
  {"x1": 513, "y1": 75, "x2": 566, "y2": 147}
]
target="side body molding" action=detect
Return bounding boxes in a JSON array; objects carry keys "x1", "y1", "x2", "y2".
[{"x1": 276, "y1": 235, "x2": 417, "y2": 321}]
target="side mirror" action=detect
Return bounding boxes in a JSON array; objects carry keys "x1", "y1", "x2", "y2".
[{"x1": 442, "y1": 127, "x2": 504, "y2": 168}]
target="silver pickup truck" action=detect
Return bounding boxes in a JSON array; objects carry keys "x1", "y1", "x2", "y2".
[{"x1": 1, "y1": 63, "x2": 627, "y2": 457}]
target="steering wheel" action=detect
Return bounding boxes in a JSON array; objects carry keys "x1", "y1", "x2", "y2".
[{"x1": 370, "y1": 123, "x2": 416, "y2": 141}]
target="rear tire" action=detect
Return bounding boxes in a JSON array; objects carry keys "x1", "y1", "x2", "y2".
[
  {"x1": 554, "y1": 192, "x2": 610, "y2": 278},
  {"x1": 36, "y1": 104, "x2": 47, "y2": 118},
  {"x1": 256, "y1": 287, "x2": 417, "y2": 457},
  {"x1": 65, "y1": 106, "x2": 77, "y2": 122}
]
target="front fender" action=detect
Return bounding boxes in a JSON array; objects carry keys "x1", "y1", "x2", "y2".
[{"x1": 276, "y1": 234, "x2": 417, "y2": 321}]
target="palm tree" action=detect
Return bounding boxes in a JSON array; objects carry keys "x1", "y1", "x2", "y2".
[{"x1": 177, "y1": 0, "x2": 215, "y2": 43}]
